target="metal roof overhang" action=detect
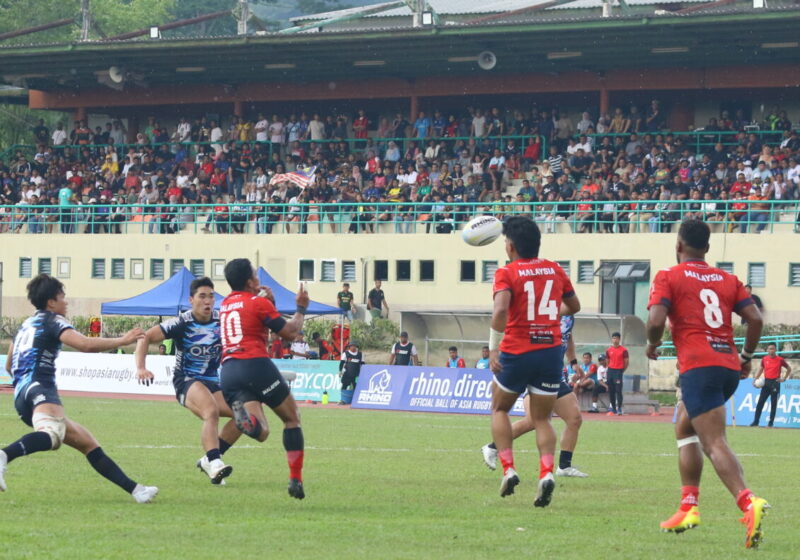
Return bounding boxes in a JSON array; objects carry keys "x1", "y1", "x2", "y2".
[{"x1": 1, "y1": 8, "x2": 799, "y2": 91}]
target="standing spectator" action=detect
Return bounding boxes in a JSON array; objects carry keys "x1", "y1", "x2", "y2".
[
  {"x1": 32, "y1": 119, "x2": 49, "y2": 145},
  {"x1": 445, "y1": 346, "x2": 466, "y2": 368},
  {"x1": 254, "y1": 113, "x2": 269, "y2": 143},
  {"x1": 414, "y1": 111, "x2": 431, "y2": 139},
  {"x1": 367, "y1": 280, "x2": 389, "y2": 320},
  {"x1": 475, "y1": 346, "x2": 490, "y2": 369},
  {"x1": 339, "y1": 342, "x2": 364, "y2": 403},
  {"x1": 645, "y1": 99, "x2": 665, "y2": 132},
  {"x1": 742, "y1": 285, "x2": 764, "y2": 324},
  {"x1": 589, "y1": 354, "x2": 609, "y2": 412},
  {"x1": 605, "y1": 332, "x2": 629, "y2": 415},
  {"x1": 389, "y1": 331, "x2": 420, "y2": 366},
  {"x1": 353, "y1": 109, "x2": 369, "y2": 142},
  {"x1": 750, "y1": 343, "x2": 791, "y2": 428},
  {"x1": 290, "y1": 332, "x2": 312, "y2": 360},
  {"x1": 336, "y1": 282, "x2": 356, "y2": 321},
  {"x1": 51, "y1": 122, "x2": 67, "y2": 148}
]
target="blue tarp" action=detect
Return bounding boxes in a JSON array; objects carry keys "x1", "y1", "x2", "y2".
[
  {"x1": 101, "y1": 267, "x2": 224, "y2": 316},
  {"x1": 257, "y1": 267, "x2": 343, "y2": 316}
]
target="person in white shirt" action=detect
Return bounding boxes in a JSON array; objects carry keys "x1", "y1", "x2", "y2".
[
  {"x1": 51, "y1": 124, "x2": 67, "y2": 146},
  {"x1": 209, "y1": 121, "x2": 223, "y2": 154},
  {"x1": 254, "y1": 113, "x2": 269, "y2": 143},
  {"x1": 471, "y1": 109, "x2": 486, "y2": 137},
  {"x1": 576, "y1": 112, "x2": 594, "y2": 135},
  {"x1": 290, "y1": 332, "x2": 311, "y2": 360},
  {"x1": 589, "y1": 354, "x2": 609, "y2": 413},
  {"x1": 269, "y1": 115, "x2": 284, "y2": 145},
  {"x1": 308, "y1": 113, "x2": 325, "y2": 141}
]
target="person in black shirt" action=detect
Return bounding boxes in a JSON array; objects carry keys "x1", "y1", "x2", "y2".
[
  {"x1": 367, "y1": 280, "x2": 389, "y2": 320},
  {"x1": 337, "y1": 283, "x2": 356, "y2": 321},
  {"x1": 389, "y1": 332, "x2": 420, "y2": 366},
  {"x1": 339, "y1": 342, "x2": 364, "y2": 401}
]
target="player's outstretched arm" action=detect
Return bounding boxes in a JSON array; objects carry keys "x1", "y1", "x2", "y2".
[
  {"x1": 645, "y1": 304, "x2": 668, "y2": 360},
  {"x1": 60, "y1": 328, "x2": 145, "y2": 353},
  {"x1": 737, "y1": 303, "x2": 763, "y2": 378},
  {"x1": 276, "y1": 284, "x2": 309, "y2": 341},
  {"x1": 561, "y1": 294, "x2": 581, "y2": 316},
  {"x1": 134, "y1": 325, "x2": 165, "y2": 386}
]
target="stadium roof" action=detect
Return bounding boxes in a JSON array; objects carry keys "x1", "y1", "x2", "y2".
[
  {"x1": 1, "y1": 5, "x2": 799, "y2": 92},
  {"x1": 291, "y1": 0, "x2": 710, "y2": 21}
]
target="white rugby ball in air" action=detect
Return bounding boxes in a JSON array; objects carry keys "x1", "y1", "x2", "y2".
[{"x1": 462, "y1": 216, "x2": 503, "y2": 246}]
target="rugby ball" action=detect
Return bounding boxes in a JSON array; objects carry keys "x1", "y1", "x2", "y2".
[
  {"x1": 753, "y1": 377, "x2": 765, "y2": 388},
  {"x1": 462, "y1": 216, "x2": 503, "y2": 246}
]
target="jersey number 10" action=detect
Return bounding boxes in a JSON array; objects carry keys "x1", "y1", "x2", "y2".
[
  {"x1": 523, "y1": 279, "x2": 558, "y2": 321},
  {"x1": 221, "y1": 311, "x2": 243, "y2": 346}
]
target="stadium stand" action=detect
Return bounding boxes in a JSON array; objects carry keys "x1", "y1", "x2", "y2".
[{"x1": 1, "y1": 105, "x2": 799, "y2": 236}]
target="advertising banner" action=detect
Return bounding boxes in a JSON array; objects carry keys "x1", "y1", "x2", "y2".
[
  {"x1": 726, "y1": 379, "x2": 800, "y2": 428},
  {"x1": 1, "y1": 352, "x2": 341, "y2": 402},
  {"x1": 272, "y1": 358, "x2": 342, "y2": 403},
  {"x1": 351, "y1": 365, "x2": 525, "y2": 416}
]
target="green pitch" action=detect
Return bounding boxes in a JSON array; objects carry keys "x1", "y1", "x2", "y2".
[{"x1": 0, "y1": 395, "x2": 798, "y2": 559}]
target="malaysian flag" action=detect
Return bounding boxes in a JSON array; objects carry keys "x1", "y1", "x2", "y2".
[{"x1": 269, "y1": 165, "x2": 317, "y2": 189}]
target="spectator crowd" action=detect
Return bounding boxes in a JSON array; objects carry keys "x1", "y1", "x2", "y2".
[{"x1": 1, "y1": 101, "x2": 799, "y2": 235}]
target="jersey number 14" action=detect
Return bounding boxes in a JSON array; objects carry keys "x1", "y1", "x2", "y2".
[{"x1": 523, "y1": 280, "x2": 558, "y2": 321}]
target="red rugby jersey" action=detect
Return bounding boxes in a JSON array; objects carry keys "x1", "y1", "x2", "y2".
[
  {"x1": 648, "y1": 260, "x2": 752, "y2": 374},
  {"x1": 761, "y1": 355, "x2": 789, "y2": 380},
  {"x1": 220, "y1": 291, "x2": 286, "y2": 362},
  {"x1": 493, "y1": 258, "x2": 575, "y2": 354}
]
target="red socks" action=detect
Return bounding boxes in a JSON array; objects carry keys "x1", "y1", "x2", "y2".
[
  {"x1": 287, "y1": 450, "x2": 304, "y2": 482},
  {"x1": 736, "y1": 489, "x2": 754, "y2": 512},
  {"x1": 680, "y1": 485, "x2": 699, "y2": 511},
  {"x1": 539, "y1": 454, "x2": 554, "y2": 479},
  {"x1": 498, "y1": 448, "x2": 514, "y2": 474}
]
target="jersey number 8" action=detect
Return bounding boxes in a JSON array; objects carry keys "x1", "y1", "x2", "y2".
[
  {"x1": 221, "y1": 311, "x2": 243, "y2": 346},
  {"x1": 699, "y1": 288, "x2": 723, "y2": 329},
  {"x1": 523, "y1": 279, "x2": 558, "y2": 321}
]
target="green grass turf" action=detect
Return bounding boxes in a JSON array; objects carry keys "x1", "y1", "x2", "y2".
[{"x1": 0, "y1": 395, "x2": 798, "y2": 559}]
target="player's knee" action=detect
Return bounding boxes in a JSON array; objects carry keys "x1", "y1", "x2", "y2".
[
  {"x1": 32, "y1": 412, "x2": 66, "y2": 450},
  {"x1": 568, "y1": 412, "x2": 583, "y2": 430},
  {"x1": 256, "y1": 427, "x2": 269, "y2": 442}
]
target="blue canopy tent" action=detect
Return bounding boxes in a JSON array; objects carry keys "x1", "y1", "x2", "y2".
[
  {"x1": 257, "y1": 267, "x2": 343, "y2": 316},
  {"x1": 101, "y1": 267, "x2": 224, "y2": 316}
]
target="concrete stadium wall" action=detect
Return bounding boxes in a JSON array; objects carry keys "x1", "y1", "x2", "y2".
[{"x1": 1, "y1": 231, "x2": 796, "y2": 322}]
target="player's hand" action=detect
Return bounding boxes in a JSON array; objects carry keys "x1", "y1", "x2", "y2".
[
  {"x1": 645, "y1": 343, "x2": 660, "y2": 360},
  {"x1": 121, "y1": 328, "x2": 145, "y2": 346},
  {"x1": 257, "y1": 285, "x2": 275, "y2": 302},
  {"x1": 296, "y1": 283, "x2": 310, "y2": 308},
  {"x1": 489, "y1": 349, "x2": 502, "y2": 374},
  {"x1": 137, "y1": 368, "x2": 155, "y2": 386},
  {"x1": 739, "y1": 360, "x2": 752, "y2": 379}
]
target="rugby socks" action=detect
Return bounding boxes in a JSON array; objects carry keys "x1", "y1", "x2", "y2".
[
  {"x1": 736, "y1": 489, "x2": 754, "y2": 512},
  {"x1": 2, "y1": 432, "x2": 53, "y2": 463},
  {"x1": 680, "y1": 485, "x2": 700, "y2": 512},
  {"x1": 540, "y1": 454, "x2": 555, "y2": 479},
  {"x1": 558, "y1": 450, "x2": 573, "y2": 470},
  {"x1": 283, "y1": 427, "x2": 305, "y2": 482},
  {"x1": 206, "y1": 449, "x2": 221, "y2": 462},
  {"x1": 498, "y1": 448, "x2": 515, "y2": 474},
  {"x1": 218, "y1": 438, "x2": 232, "y2": 455},
  {"x1": 86, "y1": 447, "x2": 137, "y2": 494},
  {"x1": 487, "y1": 442, "x2": 497, "y2": 450}
]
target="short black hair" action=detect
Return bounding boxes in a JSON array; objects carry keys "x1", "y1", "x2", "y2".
[
  {"x1": 224, "y1": 258, "x2": 254, "y2": 291},
  {"x1": 502, "y1": 216, "x2": 541, "y2": 259},
  {"x1": 449, "y1": 346, "x2": 458, "y2": 352},
  {"x1": 678, "y1": 218, "x2": 710, "y2": 250},
  {"x1": 766, "y1": 342, "x2": 777, "y2": 348},
  {"x1": 190, "y1": 276, "x2": 214, "y2": 297},
  {"x1": 583, "y1": 352, "x2": 592, "y2": 359},
  {"x1": 312, "y1": 332, "x2": 320, "y2": 340},
  {"x1": 482, "y1": 346, "x2": 489, "y2": 351},
  {"x1": 612, "y1": 332, "x2": 621, "y2": 338},
  {"x1": 27, "y1": 274, "x2": 64, "y2": 310}
]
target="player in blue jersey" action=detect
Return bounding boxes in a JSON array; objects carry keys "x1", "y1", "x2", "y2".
[
  {"x1": 135, "y1": 277, "x2": 240, "y2": 485},
  {"x1": 1, "y1": 274, "x2": 158, "y2": 502},
  {"x1": 481, "y1": 314, "x2": 589, "y2": 477}
]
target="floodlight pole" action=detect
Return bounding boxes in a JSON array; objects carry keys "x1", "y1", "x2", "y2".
[
  {"x1": 237, "y1": 0, "x2": 249, "y2": 35},
  {"x1": 81, "y1": 0, "x2": 91, "y2": 41}
]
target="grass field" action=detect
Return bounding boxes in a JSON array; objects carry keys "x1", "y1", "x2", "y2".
[{"x1": 0, "y1": 395, "x2": 798, "y2": 559}]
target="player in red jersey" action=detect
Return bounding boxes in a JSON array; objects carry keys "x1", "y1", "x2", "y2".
[
  {"x1": 489, "y1": 217, "x2": 581, "y2": 507},
  {"x1": 751, "y1": 342, "x2": 791, "y2": 427},
  {"x1": 219, "y1": 258, "x2": 309, "y2": 499},
  {"x1": 646, "y1": 219, "x2": 769, "y2": 549}
]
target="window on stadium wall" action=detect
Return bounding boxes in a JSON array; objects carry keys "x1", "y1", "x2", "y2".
[{"x1": 595, "y1": 262, "x2": 651, "y2": 320}]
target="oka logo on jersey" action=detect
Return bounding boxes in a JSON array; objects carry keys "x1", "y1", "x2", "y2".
[{"x1": 357, "y1": 369, "x2": 393, "y2": 405}]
